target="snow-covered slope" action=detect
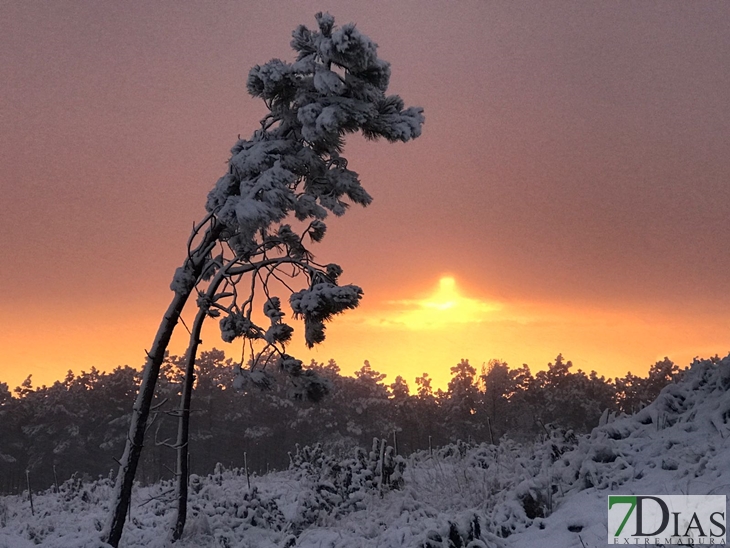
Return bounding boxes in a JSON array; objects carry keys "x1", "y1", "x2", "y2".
[{"x1": 1, "y1": 355, "x2": 729, "y2": 548}]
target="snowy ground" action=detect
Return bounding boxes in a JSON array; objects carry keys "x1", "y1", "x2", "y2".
[{"x1": 2, "y1": 355, "x2": 729, "y2": 547}]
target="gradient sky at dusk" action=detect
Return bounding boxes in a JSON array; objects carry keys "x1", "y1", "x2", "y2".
[{"x1": 2, "y1": 1, "x2": 729, "y2": 391}]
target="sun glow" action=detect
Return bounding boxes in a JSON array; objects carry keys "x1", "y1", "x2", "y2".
[
  {"x1": 372, "y1": 276, "x2": 502, "y2": 330},
  {"x1": 424, "y1": 277, "x2": 458, "y2": 310}
]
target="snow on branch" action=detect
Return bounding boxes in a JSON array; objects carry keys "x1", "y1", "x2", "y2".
[{"x1": 192, "y1": 12, "x2": 423, "y2": 387}]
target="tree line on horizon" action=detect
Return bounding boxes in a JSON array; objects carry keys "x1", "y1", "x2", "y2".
[{"x1": 0, "y1": 350, "x2": 686, "y2": 495}]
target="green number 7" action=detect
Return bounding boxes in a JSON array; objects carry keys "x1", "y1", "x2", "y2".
[{"x1": 609, "y1": 496, "x2": 637, "y2": 536}]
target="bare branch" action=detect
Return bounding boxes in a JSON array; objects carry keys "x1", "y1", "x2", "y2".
[
  {"x1": 138, "y1": 488, "x2": 176, "y2": 507},
  {"x1": 150, "y1": 398, "x2": 169, "y2": 412}
]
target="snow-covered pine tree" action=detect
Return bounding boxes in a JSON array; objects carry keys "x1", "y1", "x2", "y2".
[{"x1": 105, "y1": 12, "x2": 423, "y2": 547}]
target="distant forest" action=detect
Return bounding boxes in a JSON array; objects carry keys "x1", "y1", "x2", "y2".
[{"x1": 0, "y1": 350, "x2": 689, "y2": 494}]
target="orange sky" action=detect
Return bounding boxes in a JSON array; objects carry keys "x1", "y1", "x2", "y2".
[
  {"x1": 1, "y1": 2, "x2": 729, "y2": 392},
  {"x1": 2, "y1": 275, "x2": 727, "y2": 392}
]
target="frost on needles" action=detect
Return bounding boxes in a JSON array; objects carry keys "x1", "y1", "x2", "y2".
[
  {"x1": 197, "y1": 9, "x2": 425, "y2": 478},
  {"x1": 201, "y1": 10, "x2": 424, "y2": 352},
  {"x1": 206, "y1": 10, "x2": 423, "y2": 258},
  {"x1": 106, "y1": 12, "x2": 423, "y2": 547}
]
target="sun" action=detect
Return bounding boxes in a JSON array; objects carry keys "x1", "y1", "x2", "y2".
[
  {"x1": 423, "y1": 277, "x2": 459, "y2": 311},
  {"x1": 374, "y1": 276, "x2": 502, "y2": 330}
]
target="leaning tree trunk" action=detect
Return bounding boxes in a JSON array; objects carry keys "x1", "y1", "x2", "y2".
[
  {"x1": 104, "y1": 219, "x2": 221, "y2": 548},
  {"x1": 171, "y1": 298, "x2": 207, "y2": 542},
  {"x1": 170, "y1": 257, "x2": 282, "y2": 540},
  {"x1": 171, "y1": 261, "x2": 232, "y2": 541}
]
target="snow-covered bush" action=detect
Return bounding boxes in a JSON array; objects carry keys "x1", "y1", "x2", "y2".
[
  {"x1": 3, "y1": 355, "x2": 730, "y2": 547},
  {"x1": 287, "y1": 438, "x2": 406, "y2": 529}
]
